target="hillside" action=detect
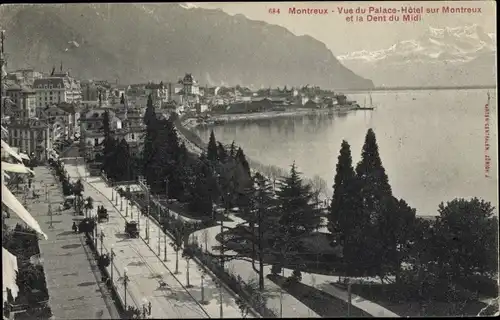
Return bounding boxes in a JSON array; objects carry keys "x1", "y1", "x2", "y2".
[{"x1": 0, "y1": 4, "x2": 373, "y2": 89}]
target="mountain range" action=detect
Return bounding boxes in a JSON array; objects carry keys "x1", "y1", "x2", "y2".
[
  {"x1": 0, "y1": 3, "x2": 373, "y2": 90},
  {"x1": 338, "y1": 25, "x2": 496, "y2": 87}
]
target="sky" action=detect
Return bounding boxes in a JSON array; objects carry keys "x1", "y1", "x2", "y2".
[{"x1": 196, "y1": 1, "x2": 497, "y2": 55}]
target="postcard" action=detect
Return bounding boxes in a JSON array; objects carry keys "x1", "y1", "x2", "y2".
[{"x1": 1, "y1": 2, "x2": 497, "y2": 319}]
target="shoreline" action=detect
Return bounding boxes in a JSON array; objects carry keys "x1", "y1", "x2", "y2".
[{"x1": 182, "y1": 107, "x2": 360, "y2": 129}]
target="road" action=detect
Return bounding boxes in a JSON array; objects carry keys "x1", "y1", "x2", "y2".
[{"x1": 63, "y1": 158, "x2": 254, "y2": 319}]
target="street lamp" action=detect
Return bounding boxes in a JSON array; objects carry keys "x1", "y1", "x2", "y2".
[
  {"x1": 123, "y1": 267, "x2": 130, "y2": 310},
  {"x1": 111, "y1": 188, "x2": 114, "y2": 201},
  {"x1": 115, "y1": 189, "x2": 118, "y2": 206},
  {"x1": 110, "y1": 244, "x2": 116, "y2": 285},
  {"x1": 120, "y1": 197, "x2": 123, "y2": 210},
  {"x1": 163, "y1": 220, "x2": 168, "y2": 262},
  {"x1": 47, "y1": 192, "x2": 54, "y2": 229},
  {"x1": 125, "y1": 199, "x2": 129, "y2": 217},
  {"x1": 99, "y1": 226, "x2": 105, "y2": 254}
]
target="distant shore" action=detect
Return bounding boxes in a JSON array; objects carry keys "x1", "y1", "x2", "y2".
[{"x1": 183, "y1": 107, "x2": 357, "y2": 129}]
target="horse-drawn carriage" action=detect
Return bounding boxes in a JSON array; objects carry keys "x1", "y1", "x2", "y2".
[
  {"x1": 125, "y1": 221, "x2": 139, "y2": 238},
  {"x1": 97, "y1": 206, "x2": 109, "y2": 222},
  {"x1": 63, "y1": 195, "x2": 76, "y2": 210}
]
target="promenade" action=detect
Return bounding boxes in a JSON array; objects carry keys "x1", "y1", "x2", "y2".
[
  {"x1": 63, "y1": 158, "x2": 252, "y2": 318},
  {"x1": 7, "y1": 166, "x2": 120, "y2": 320},
  {"x1": 62, "y1": 156, "x2": 399, "y2": 318}
]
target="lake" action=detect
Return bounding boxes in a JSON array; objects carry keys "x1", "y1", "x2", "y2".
[{"x1": 196, "y1": 90, "x2": 498, "y2": 216}]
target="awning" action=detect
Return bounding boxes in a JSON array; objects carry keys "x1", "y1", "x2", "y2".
[
  {"x1": 1, "y1": 176, "x2": 48, "y2": 240},
  {"x1": 19, "y1": 153, "x2": 30, "y2": 160},
  {"x1": 1, "y1": 140, "x2": 23, "y2": 162},
  {"x1": 1, "y1": 125, "x2": 8, "y2": 137},
  {"x1": 1, "y1": 162, "x2": 35, "y2": 175},
  {"x1": 2, "y1": 247, "x2": 19, "y2": 301}
]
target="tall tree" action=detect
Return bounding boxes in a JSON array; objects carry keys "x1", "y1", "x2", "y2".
[
  {"x1": 229, "y1": 141, "x2": 236, "y2": 158},
  {"x1": 328, "y1": 140, "x2": 360, "y2": 247},
  {"x1": 354, "y1": 128, "x2": 394, "y2": 277},
  {"x1": 434, "y1": 198, "x2": 498, "y2": 279},
  {"x1": 143, "y1": 94, "x2": 158, "y2": 181},
  {"x1": 355, "y1": 128, "x2": 393, "y2": 222},
  {"x1": 207, "y1": 130, "x2": 218, "y2": 162},
  {"x1": 114, "y1": 139, "x2": 132, "y2": 181},
  {"x1": 217, "y1": 142, "x2": 228, "y2": 163},
  {"x1": 103, "y1": 110, "x2": 110, "y2": 140},
  {"x1": 235, "y1": 147, "x2": 251, "y2": 177},
  {"x1": 103, "y1": 137, "x2": 118, "y2": 178},
  {"x1": 275, "y1": 162, "x2": 322, "y2": 239},
  {"x1": 188, "y1": 156, "x2": 214, "y2": 218},
  {"x1": 120, "y1": 93, "x2": 125, "y2": 105}
]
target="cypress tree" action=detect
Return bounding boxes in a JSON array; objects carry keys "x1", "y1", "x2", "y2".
[
  {"x1": 120, "y1": 93, "x2": 125, "y2": 105},
  {"x1": 229, "y1": 141, "x2": 236, "y2": 158},
  {"x1": 235, "y1": 147, "x2": 251, "y2": 177},
  {"x1": 328, "y1": 140, "x2": 359, "y2": 246},
  {"x1": 103, "y1": 110, "x2": 110, "y2": 140},
  {"x1": 114, "y1": 139, "x2": 131, "y2": 181},
  {"x1": 354, "y1": 128, "x2": 404, "y2": 278},
  {"x1": 217, "y1": 142, "x2": 228, "y2": 163},
  {"x1": 143, "y1": 94, "x2": 157, "y2": 180},
  {"x1": 207, "y1": 130, "x2": 218, "y2": 162},
  {"x1": 355, "y1": 128, "x2": 393, "y2": 219}
]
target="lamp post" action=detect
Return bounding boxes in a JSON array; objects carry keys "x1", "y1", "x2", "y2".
[
  {"x1": 347, "y1": 278, "x2": 352, "y2": 317},
  {"x1": 123, "y1": 267, "x2": 130, "y2": 310},
  {"x1": 99, "y1": 226, "x2": 105, "y2": 254},
  {"x1": 115, "y1": 188, "x2": 118, "y2": 206},
  {"x1": 120, "y1": 197, "x2": 123, "y2": 211},
  {"x1": 48, "y1": 192, "x2": 54, "y2": 229},
  {"x1": 157, "y1": 223, "x2": 161, "y2": 256},
  {"x1": 110, "y1": 244, "x2": 116, "y2": 285},
  {"x1": 125, "y1": 199, "x2": 129, "y2": 217},
  {"x1": 200, "y1": 270, "x2": 206, "y2": 304},
  {"x1": 163, "y1": 223, "x2": 168, "y2": 262},
  {"x1": 111, "y1": 188, "x2": 114, "y2": 201}
]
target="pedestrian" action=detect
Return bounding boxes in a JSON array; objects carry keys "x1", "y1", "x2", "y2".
[{"x1": 72, "y1": 222, "x2": 78, "y2": 233}]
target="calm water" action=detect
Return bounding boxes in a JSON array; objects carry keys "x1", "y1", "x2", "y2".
[{"x1": 197, "y1": 90, "x2": 498, "y2": 216}]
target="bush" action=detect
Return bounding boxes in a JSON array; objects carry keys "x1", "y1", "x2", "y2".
[
  {"x1": 288, "y1": 270, "x2": 302, "y2": 283},
  {"x1": 271, "y1": 264, "x2": 282, "y2": 275},
  {"x1": 124, "y1": 306, "x2": 141, "y2": 319}
]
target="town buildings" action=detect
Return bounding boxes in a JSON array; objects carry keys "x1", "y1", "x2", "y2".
[
  {"x1": 33, "y1": 68, "x2": 82, "y2": 110},
  {"x1": 4, "y1": 83, "x2": 37, "y2": 119},
  {"x1": 79, "y1": 102, "x2": 145, "y2": 161},
  {"x1": 5, "y1": 117, "x2": 51, "y2": 161},
  {"x1": 41, "y1": 102, "x2": 81, "y2": 139}
]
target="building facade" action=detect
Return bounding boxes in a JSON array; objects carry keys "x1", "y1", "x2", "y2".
[
  {"x1": 41, "y1": 102, "x2": 81, "y2": 139},
  {"x1": 5, "y1": 83, "x2": 36, "y2": 119},
  {"x1": 33, "y1": 73, "x2": 82, "y2": 109},
  {"x1": 6, "y1": 118, "x2": 51, "y2": 161}
]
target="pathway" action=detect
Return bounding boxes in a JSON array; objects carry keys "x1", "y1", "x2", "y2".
[
  {"x1": 63, "y1": 159, "x2": 253, "y2": 319},
  {"x1": 6, "y1": 166, "x2": 120, "y2": 320}
]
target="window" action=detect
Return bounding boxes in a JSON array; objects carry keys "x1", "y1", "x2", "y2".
[{"x1": 94, "y1": 138, "x2": 99, "y2": 146}]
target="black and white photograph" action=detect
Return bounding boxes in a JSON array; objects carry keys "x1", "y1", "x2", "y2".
[{"x1": 1, "y1": 2, "x2": 498, "y2": 319}]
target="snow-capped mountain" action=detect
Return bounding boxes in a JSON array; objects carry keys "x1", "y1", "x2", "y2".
[{"x1": 339, "y1": 25, "x2": 496, "y2": 87}]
